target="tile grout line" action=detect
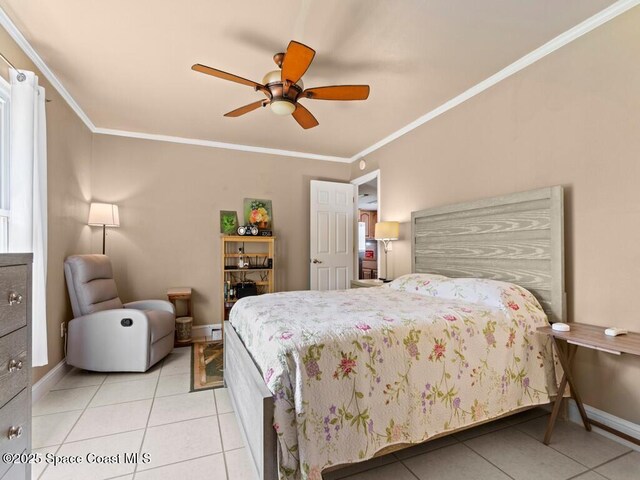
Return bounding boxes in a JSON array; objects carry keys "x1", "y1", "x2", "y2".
[
  {"x1": 31, "y1": 373, "x2": 164, "y2": 416},
  {"x1": 131, "y1": 359, "x2": 164, "y2": 479},
  {"x1": 392, "y1": 437, "x2": 461, "y2": 462},
  {"x1": 394, "y1": 461, "x2": 421, "y2": 480},
  {"x1": 334, "y1": 439, "x2": 460, "y2": 480},
  {"x1": 513, "y1": 417, "x2": 627, "y2": 472},
  {"x1": 37, "y1": 400, "x2": 219, "y2": 449},
  {"x1": 213, "y1": 389, "x2": 231, "y2": 479},
  {"x1": 587, "y1": 450, "x2": 634, "y2": 472},
  {"x1": 444, "y1": 409, "x2": 549, "y2": 443},
  {"x1": 565, "y1": 470, "x2": 599, "y2": 480},
  {"x1": 37, "y1": 377, "x2": 192, "y2": 414},
  {"x1": 332, "y1": 411, "x2": 548, "y2": 479},
  {"x1": 458, "y1": 441, "x2": 517, "y2": 480},
  {"x1": 122, "y1": 451, "x2": 224, "y2": 478},
  {"x1": 50, "y1": 375, "x2": 149, "y2": 392},
  {"x1": 37, "y1": 413, "x2": 236, "y2": 452},
  {"x1": 33, "y1": 355, "x2": 187, "y2": 478},
  {"x1": 35, "y1": 370, "x2": 109, "y2": 480}
]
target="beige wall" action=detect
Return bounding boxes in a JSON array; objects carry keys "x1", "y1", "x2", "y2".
[
  {"x1": 90, "y1": 135, "x2": 350, "y2": 326},
  {"x1": 5, "y1": 5, "x2": 639, "y2": 423},
  {"x1": 0, "y1": 29, "x2": 93, "y2": 384},
  {"x1": 2, "y1": 19, "x2": 349, "y2": 382},
  {"x1": 353, "y1": 8, "x2": 640, "y2": 423}
]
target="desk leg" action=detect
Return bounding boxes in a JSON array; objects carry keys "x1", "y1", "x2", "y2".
[
  {"x1": 554, "y1": 338, "x2": 591, "y2": 432},
  {"x1": 544, "y1": 371, "x2": 568, "y2": 445},
  {"x1": 544, "y1": 339, "x2": 591, "y2": 445}
]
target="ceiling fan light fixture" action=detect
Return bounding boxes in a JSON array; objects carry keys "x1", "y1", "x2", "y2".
[
  {"x1": 262, "y1": 69, "x2": 281, "y2": 85},
  {"x1": 270, "y1": 99, "x2": 296, "y2": 116},
  {"x1": 261, "y1": 70, "x2": 304, "y2": 90},
  {"x1": 193, "y1": 40, "x2": 369, "y2": 129}
]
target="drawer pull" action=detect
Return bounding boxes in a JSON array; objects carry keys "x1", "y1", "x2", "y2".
[
  {"x1": 8, "y1": 292, "x2": 23, "y2": 305},
  {"x1": 7, "y1": 425, "x2": 23, "y2": 440},
  {"x1": 8, "y1": 359, "x2": 23, "y2": 372}
]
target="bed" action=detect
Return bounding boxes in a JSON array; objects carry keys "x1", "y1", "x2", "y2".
[{"x1": 224, "y1": 186, "x2": 565, "y2": 480}]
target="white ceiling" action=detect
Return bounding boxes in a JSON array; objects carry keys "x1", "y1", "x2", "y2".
[{"x1": 0, "y1": 0, "x2": 616, "y2": 159}]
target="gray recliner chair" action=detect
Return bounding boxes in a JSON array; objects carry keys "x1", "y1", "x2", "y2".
[{"x1": 64, "y1": 254, "x2": 175, "y2": 372}]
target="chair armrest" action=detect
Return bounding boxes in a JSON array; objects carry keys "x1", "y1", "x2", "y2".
[
  {"x1": 124, "y1": 300, "x2": 175, "y2": 315},
  {"x1": 67, "y1": 309, "x2": 151, "y2": 372}
]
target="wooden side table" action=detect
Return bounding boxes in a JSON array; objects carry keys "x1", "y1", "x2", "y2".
[
  {"x1": 537, "y1": 323, "x2": 640, "y2": 445},
  {"x1": 167, "y1": 287, "x2": 193, "y2": 346}
]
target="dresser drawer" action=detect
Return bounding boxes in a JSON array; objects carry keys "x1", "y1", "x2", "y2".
[
  {"x1": 0, "y1": 389, "x2": 28, "y2": 479},
  {"x1": 0, "y1": 266, "x2": 28, "y2": 338},
  {"x1": 0, "y1": 328, "x2": 28, "y2": 409}
]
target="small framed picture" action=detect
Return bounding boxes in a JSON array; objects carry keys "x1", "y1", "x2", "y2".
[
  {"x1": 364, "y1": 250, "x2": 375, "y2": 259},
  {"x1": 220, "y1": 210, "x2": 239, "y2": 235},
  {"x1": 244, "y1": 199, "x2": 273, "y2": 230}
]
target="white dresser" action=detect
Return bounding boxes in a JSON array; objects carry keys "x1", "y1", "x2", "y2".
[{"x1": 0, "y1": 254, "x2": 32, "y2": 480}]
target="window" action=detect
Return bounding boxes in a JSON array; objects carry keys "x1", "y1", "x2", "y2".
[{"x1": 0, "y1": 80, "x2": 9, "y2": 252}]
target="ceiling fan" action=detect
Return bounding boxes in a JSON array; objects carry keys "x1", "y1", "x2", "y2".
[{"x1": 192, "y1": 40, "x2": 370, "y2": 129}]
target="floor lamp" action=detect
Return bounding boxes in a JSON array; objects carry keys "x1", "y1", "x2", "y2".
[
  {"x1": 88, "y1": 203, "x2": 120, "y2": 254},
  {"x1": 374, "y1": 221, "x2": 399, "y2": 281}
]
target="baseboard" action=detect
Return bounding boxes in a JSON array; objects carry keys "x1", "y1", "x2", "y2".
[
  {"x1": 568, "y1": 402, "x2": 640, "y2": 451},
  {"x1": 192, "y1": 323, "x2": 221, "y2": 337},
  {"x1": 32, "y1": 359, "x2": 72, "y2": 404},
  {"x1": 33, "y1": 326, "x2": 222, "y2": 403}
]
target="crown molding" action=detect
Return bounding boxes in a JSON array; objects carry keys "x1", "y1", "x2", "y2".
[
  {"x1": 0, "y1": 7, "x2": 351, "y2": 163},
  {"x1": 349, "y1": 0, "x2": 640, "y2": 163},
  {"x1": 2, "y1": 2, "x2": 638, "y2": 164},
  {"x1": 94, "y1": 128, "x2": 352, "y2": 162},
  {"x1": 0, "y1": 8, "x2": 96, "y2": 130}
]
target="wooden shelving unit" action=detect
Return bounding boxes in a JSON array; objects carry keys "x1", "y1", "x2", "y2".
[{"x1": 221, "y1": 236, "x2": 276, "y2": 336}]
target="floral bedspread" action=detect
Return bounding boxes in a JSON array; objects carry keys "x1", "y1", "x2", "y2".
[{"x1": 230, "y1": 274, "x2": 557, "y2": 480}]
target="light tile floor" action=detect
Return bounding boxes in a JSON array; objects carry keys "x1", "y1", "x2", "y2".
[{"x1": 31, "y1": 348, "x2": 640, "y2": 479}]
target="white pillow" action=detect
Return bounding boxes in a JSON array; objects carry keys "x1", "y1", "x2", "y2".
[
  {"x1": 387, "y1": 273, "x2": 449, "y2": 295},
  {"x1": 389, "y1": 274, "x2": 543, "y2": 313}
]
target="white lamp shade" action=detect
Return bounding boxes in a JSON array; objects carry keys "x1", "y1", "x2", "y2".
[
  {"x1": 88, "y1": 203, "x2": 120, "y2": 227},
  {"x1": 374, "y1": 221, "x2": 399, "y2": 241}
]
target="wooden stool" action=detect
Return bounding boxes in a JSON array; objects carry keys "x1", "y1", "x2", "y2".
[{"x1": 167, "y1": 287, "x2": 193, "y2": 347}]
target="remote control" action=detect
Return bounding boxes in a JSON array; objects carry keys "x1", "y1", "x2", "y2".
[
  {"x1": 552, "y1": 323, "x2": 571, "y2": 332},
  {"x1": 604, "y1": 328, "x2": 628, "y2": 337}
]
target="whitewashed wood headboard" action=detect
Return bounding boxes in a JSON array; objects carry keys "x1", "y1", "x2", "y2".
[{"x1": 411, "y1": 186, "x2": 565, "y2": 323}]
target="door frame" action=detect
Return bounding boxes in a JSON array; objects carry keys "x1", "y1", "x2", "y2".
[{"x1": 351, "y1": 169, "x2": 381, "y2": 281}]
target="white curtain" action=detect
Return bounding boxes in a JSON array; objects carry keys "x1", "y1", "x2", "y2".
[{"x1": 8, "y1": 69, "x2": 48, "y2": 367}]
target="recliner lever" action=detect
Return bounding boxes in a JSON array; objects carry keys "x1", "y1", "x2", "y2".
[{"x1": 121, "y1": 318, "x2": 133, "y2": 327}]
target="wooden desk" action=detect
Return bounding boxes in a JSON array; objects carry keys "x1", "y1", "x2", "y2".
[{"x1": 537, "y1": 323, "x2": 640, "y2": 445}]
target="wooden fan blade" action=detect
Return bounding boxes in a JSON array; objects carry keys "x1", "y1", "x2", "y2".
[
  {"x1": 281, "y1": 41, "x2": 315, "y2": 84},
  {"x1": 224, "y1": 100, "x2": 267, "y2": 117},
  {"x1": 292, "y1": 103, "x2": 319, "y2": 129},
  {"x1": 302, "y1": 85, "x2": 370, "y2": 101},
  {"x1": 192, "y1": 64, "x2": 263, "y2": 88}
]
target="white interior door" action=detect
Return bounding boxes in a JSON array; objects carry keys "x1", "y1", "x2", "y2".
[{"x1": 310, "y1": 180, "x2": 355, "y2": 290}]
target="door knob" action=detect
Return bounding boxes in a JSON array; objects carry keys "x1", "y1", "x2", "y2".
[{"x1": 312, "y1": 259, "x2": 323, "y2": 264}]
